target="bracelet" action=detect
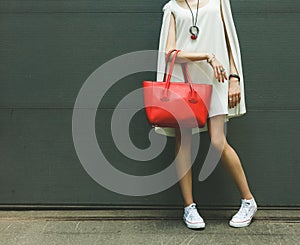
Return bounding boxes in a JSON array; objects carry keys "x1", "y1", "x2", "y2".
[
  {"x1": 229, "y1": 73, "x2": 240, "y2": 82},
  {"x1": 207, "y1": 54, "x2": 215, "y2": 64}
]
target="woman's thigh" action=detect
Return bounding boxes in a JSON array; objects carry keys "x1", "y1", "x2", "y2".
[{"x1": 208, "y1": 115, "x2": 227, "y2": 150}]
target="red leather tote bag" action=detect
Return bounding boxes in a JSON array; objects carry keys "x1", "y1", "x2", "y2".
[{"x1": 143, "y1": 49, "x2": 212, "y2": 128}]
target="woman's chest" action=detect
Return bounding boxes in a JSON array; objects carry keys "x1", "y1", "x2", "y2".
[{"x1": 172, "y1": 0, "x2": 222, "y2": 27}]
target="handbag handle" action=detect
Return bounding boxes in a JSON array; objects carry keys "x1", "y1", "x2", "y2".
[
  {"x1": 163, "y1": 49, "x2": 181, "y2": 83},
  {"x1": 161, "y1": 49, "x2": 198, "y2": 103},
  {"x1": 181, "y1": 63, "x2": 198, "y2": 103},
  {"x1": 162, "y1": 49, "x2": 177, "y2": 83},
  {"x1": 160, "y1": 50, "x2": 180, "y2": 101},
  {"x1": 163, "y1": 49, "x2": 193, "y2": 86}
]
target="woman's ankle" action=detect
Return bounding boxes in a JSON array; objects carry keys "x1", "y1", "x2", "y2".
[
  {"x1": 184, "y1": 201, "x2": 195, "y2": 207},
  {"x1": 242, "y1": 194, "x2": 254, "y2": 200}
]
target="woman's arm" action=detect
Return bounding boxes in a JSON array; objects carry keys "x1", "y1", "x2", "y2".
[
  {"x1": 220, "y1": 4, "x2": 239, "y2": 78},
  {"x1": 165, "y1": 13, "x2": 227, "y2": 82},
  {"x1": 220, "y1": 0, "x2": 241, "y2": 108}
]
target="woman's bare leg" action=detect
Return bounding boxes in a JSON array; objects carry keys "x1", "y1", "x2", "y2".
[
  {"x1": 175, "y1": 127, "x2": 194, "y2": 207},
  {"x1": 208, "y1": 115, "x2": 253, "y2": 200}
]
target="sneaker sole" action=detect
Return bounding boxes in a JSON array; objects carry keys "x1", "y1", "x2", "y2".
[
  {"x1": 185, "y1": 220, "x2": 206, "y2": 229},
  {"x1": 229, "y1": 219, "x2": 252, "y2": 228},
  {"x1": 229, "y1": 208, "x2": 257, "y2": 228}
]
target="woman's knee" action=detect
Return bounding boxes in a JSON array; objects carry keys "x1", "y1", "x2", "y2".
[
  {"x1": 175, "y1": 128, "x2": 192, "y2": 141},
  {"x1": 210, "y1": 136, "x2": 227, "y2": 152},
  {"x1": 175, "y1": 128, "x2": 192, "y2": 148}
]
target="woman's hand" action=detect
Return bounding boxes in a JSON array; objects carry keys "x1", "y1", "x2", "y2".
[
  {"x1": 228, "y1": 78, "x2": 241, "y2": 108},
  {"x1": 207, "y1": 54, "x2": 228, "y2": 83}
]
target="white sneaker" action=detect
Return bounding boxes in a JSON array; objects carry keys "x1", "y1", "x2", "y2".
[
  {"x1": 229, "y1": 198, "x2": 257, "y2": 228},
  {"x1": 183, "y1": 203, "x2": 205, "y2": 229}
]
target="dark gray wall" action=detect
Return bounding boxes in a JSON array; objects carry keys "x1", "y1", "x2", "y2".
[{"x1": 0, "y1": 1, "x2": 299, "y2": 207}]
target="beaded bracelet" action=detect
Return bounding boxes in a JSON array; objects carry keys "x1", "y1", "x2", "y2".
[{"x1": 207, "y1": 54, "x2": 215, "y2": 64}]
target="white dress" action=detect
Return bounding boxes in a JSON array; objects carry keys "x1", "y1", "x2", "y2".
[{"x1": 155, "y1": 0, "x2": 246, "y2": 137}]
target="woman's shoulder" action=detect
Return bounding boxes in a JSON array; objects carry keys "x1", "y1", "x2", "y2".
[
  {"x1": 162, "y1": 0, "x2": 176, "y2": 12},
  {"x1": 220, "y1": 0, "x2": 232, "y2": 5}
]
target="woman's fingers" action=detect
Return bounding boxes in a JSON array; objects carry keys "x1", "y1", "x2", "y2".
[
  {"x1": 210, "y1": 58, "x2": 227, "y2": 83},
  {"x1": 228, "y1": 97, "x2": 232, "y2": 108},
  {"x1": 229, "y1": 96, "x2": 235, "y2": 108},
  {"x1": 237, "y1": 94, "x2": 241, "y2": 103},
  {"x1": 221, "y1": 70, "x2": 227, "y2": 83},
  {"x1": 217, "y1": 68, "x2": 222, "y2": 82},
  {"x1": 228, "y1": 92, "x2": 241, "y2": 108},
  {"x1": 217, "y1": 65, "x2": 227, "y2": 83},
  {"x1": 217, "y1": 66, "x2": 223, "y2": 82},
  {"x1": 228, "y1": 80, "x2": 241, "y2": 108},
  {"x1": 219, "y1": 67, "x2": 224, "y2": 83},
  {"x1": 214, "y1": 66, "x2": 219, "y2": 81},
  {"x1": 222, "y1": 71, "x2": 227, "y2": 83},
  {"x1": 223, "y1": 71, "x2": 228, "y2": 81}
]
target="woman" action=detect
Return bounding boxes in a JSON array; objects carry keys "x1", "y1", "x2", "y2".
[{"x1": 156, "y1": 0, "x2": 257, "y2": 229}]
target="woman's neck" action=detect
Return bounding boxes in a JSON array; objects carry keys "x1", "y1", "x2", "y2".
[{"x1": 176, "y1": 0, "x2": 209, "y2": 10}]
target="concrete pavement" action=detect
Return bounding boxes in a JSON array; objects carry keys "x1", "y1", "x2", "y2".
[{"x1": 0, "y1": 209, "x2": 299, "y2": 245}]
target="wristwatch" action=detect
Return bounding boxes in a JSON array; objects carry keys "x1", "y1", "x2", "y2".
[{"x1": 229, "y1": 73, "x2": 240, "y2": 82}]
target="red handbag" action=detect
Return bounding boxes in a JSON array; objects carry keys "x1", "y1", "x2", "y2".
[{"x1": 143, "y1": 49, "x2": 212, "y2": 128}]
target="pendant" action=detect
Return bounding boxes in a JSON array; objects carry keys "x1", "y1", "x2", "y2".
[{"x1": 189, "y1": 26, "x2": 199, "y2": 40}]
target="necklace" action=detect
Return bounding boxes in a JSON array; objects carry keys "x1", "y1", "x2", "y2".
[{"x1": 184, "y1": 0, "x2": 200, "y2": 40}]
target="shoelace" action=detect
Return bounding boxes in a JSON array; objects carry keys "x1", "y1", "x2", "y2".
[
  {"x1": 235, "y1": 201, "x2": 251, "y2": 218},
  {"x1": 185, "y1": 205, "x2": 200, "y2": 221}
]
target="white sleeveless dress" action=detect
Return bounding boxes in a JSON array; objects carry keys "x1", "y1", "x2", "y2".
[{"x1": 155, "y1": 0, "x2": 246, "y2": 137}]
